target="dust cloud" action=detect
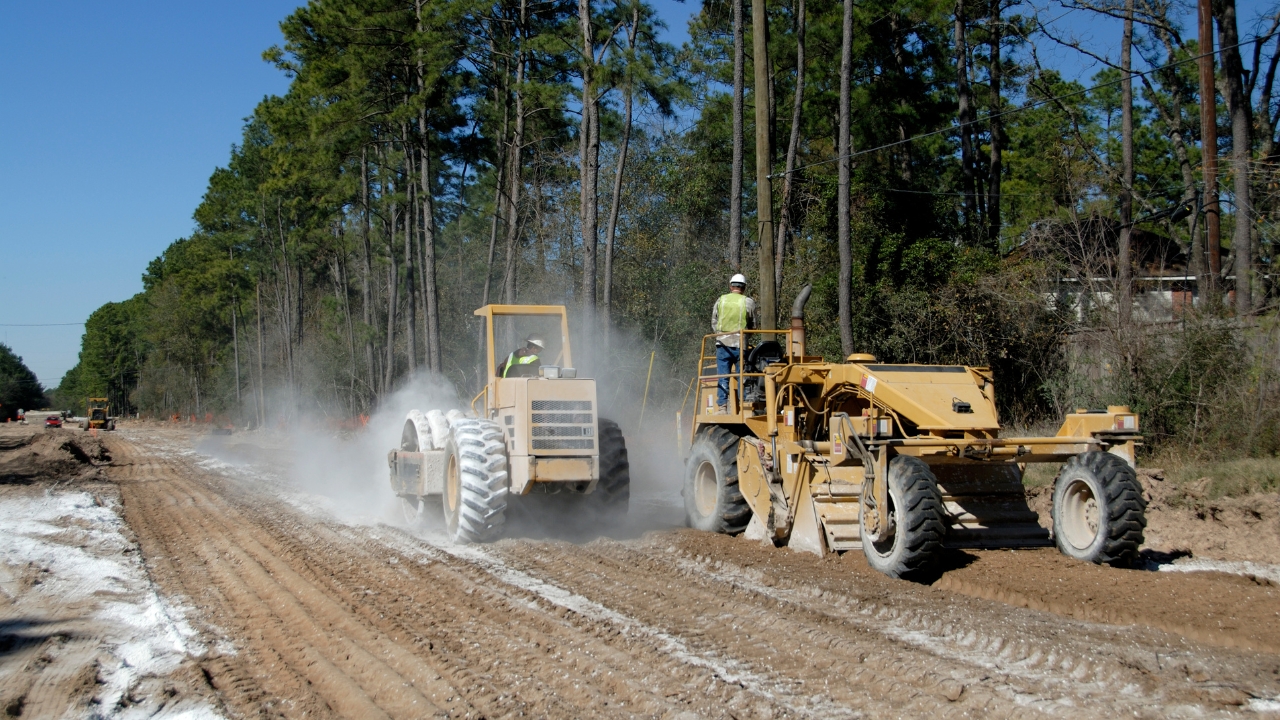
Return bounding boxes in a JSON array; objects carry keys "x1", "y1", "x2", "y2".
[{"x1": 196, "y1": 320, "x2": 695, "y2": 539}]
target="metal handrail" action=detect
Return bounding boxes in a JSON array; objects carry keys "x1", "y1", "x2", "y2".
[{"x1": 696, "y1": 328, "x2": 796, "y2": 414}]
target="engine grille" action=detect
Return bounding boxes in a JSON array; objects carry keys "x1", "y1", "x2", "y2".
[
  {"x1": 532, "y1": 412, "x2": 593, "y2": 424},
  {"x1": 532, "y1": 439, "x2": 595, "y2": 450},
  {"x1": 530, "y1": 400, "x2": 594, "y2": 453},
  {"x1": 531, "y1": 400, "x2": 592, "y2": 411}
]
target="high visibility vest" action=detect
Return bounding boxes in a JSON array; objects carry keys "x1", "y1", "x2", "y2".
[
  {"x1": 503, "y1": 352, "x2": 539, "y2": 377},
  {"x1": 715, "y1": 293, "x2": 749, "y2": 333}
]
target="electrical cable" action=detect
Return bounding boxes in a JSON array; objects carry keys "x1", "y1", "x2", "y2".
[{"x1": 771, "y1": 29, "x2": 1280, "y2": 179}]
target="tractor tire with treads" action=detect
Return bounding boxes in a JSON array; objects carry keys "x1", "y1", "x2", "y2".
[
  {"x1": 860, "y1": 456, "x2": 947, "y2": 579},
  {"x1": 1052, "y1": 451, "x2": 1146, "y2": 566},
  {"x1": 442, "y1": 418, "x2": 509, "y2": 543},
  {"x1": 591, "y1": 418, "x2": 630, "y2": 518},
  {"x1": 684, "y1": 426, "x2": 751, "y2": 534}
]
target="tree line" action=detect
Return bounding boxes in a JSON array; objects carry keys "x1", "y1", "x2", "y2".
[{"x1": 54, "y1": 0, "x2": 1279, "y2": 456}]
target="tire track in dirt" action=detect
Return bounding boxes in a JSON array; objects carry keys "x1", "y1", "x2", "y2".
[
  {"x1": 113, "y1": 439, "x2": 347, "y2": 718},
  {"x1": 367, "y1": 527, "x2": 854, "y2": 719},
  {"x1": 116, "y1": 440, "x2": 458, "y2": 718},
  {"x1": 427, "y1": 528, "x2": 1280, "y2": 716},
  {"x1": 931, "y1": 548, "x2": 1280, "y2": 654},
  {"x1": 121, "y1": 432, "x2": 776, "y2": 718},
  {"x1": 224, "y1": 485, "x2": 809, "y2": 718},
  {"x1": 484, "y1": 537, "x2": 1106, "y2": 716}
]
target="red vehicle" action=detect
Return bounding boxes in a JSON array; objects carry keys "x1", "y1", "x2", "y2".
[{"x1": 45, "y1": 414, "x2": 62, "y2": 429}]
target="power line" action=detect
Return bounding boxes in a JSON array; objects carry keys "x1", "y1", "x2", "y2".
[
  {"x1": 0, "y1": 322, "x2": 85, "y2": 327},
  {"x1": 772, "y1": 29, "x2": 1280, "y2": 179}
]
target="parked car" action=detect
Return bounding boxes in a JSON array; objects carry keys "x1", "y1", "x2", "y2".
[{"x1": 45, "y1": 414, "x2": 62, "y2": 428}]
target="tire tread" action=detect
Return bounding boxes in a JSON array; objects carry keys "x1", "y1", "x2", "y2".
[
  {"x1": 592, "y1": 418, "x2": 631, "y2": 517},
  {"x1": 450, "y1": 419, "x2": 509, "y2": 543},
  {"x1": 1053, "y1": 451, "x2": 1146, "y2": 566}
]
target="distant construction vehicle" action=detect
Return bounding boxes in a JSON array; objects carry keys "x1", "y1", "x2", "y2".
[
  {"x1": 682, "y1": 286, "x2": 1145, "y2": 578},
  {"x1": 82, "y1": 398, "x2": 116, "y2": 431},
  {"x1": 387, "y1": 305, "x2": 630, "y2": 541}
]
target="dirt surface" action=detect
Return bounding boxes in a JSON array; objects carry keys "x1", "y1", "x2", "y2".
[
  {"x1": 3, "y1": 423, "x2": 1280, "y2": 718},
  {"x1": 0, "y1": 426, "x2": 110, "y2": 485},
  {"x1": 932, "y1": 548, "x2": 1280, "y2": 653}
]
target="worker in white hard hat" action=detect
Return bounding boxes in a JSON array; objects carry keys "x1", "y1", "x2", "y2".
[
  {"x1": 710, "y1": 274, "x2": 758, "y2": 412},
  {"x1": 500, "y1": 335, "x2": 545, "y2": 377}
]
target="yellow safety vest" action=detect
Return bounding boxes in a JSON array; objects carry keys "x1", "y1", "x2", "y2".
[
  {"x1": 503, "y1": 352, "x2": 539, "y2": 377},
  {"x1": 715, "y1": 293, "x2": 749, "y2": 333}
]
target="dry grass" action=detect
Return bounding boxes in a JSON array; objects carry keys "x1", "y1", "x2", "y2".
[
  {"x1": 1014, "y1": 452, "x2": 1280, "y2": 499},
  {"x1": 1021, "y1": 462, "x2": 1062, "y2": 488},
  {"x1": 1153, "y1": 455, "x2": 1280, "y2": 500}
]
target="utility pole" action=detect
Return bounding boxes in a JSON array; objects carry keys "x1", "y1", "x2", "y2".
[
  {"x1": 1198, "y1": 0, "x2": 1221, "y2": 294},
  {"x1": 1119, "y1": 0, "x2": 1134, "y2": 327},
  {"x1": 730, "y1": 0, "x2": 744, "y2": 271},
  {"x1": 752, "y1": 0, "x2": 776, "y2": 328},
  {"x1": 837, "y1": 0, "x2": 853, "y2": 355}
]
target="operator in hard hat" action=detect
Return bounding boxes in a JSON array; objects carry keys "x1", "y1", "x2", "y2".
[
  {"x1": 710, "y1": 274, "x2": 758, "y2": 412},
  {"x1": 499, "y1": 335, "x2": 545, "y2": 377}
]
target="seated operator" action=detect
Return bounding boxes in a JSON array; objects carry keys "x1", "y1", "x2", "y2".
[{"x1": 498, "y1": 335, "x2": 545, "y2": 377}]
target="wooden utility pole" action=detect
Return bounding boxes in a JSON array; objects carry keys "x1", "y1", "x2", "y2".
[
  {"x1": 837, "y1": 0, "x2": 853, "y2": 355},
  {"x1": 752, "y1": 0, "x2": 776, "y2": 328},
  {"x1": 1198, "y1": 0, "x2": 1221, "y2": 292},
  {"x1": 955, "y1": 0, "x2": 975, "y2": 230},
  {"x1": 1119, "y1": 0, "x2": 1134, "y2": 327},
  {"x1": 730, "y1": 0, "x2": 745, "y2": 271},
  {"x1": 986, "y1": 0, "x2": 1003, "y2": 250}
]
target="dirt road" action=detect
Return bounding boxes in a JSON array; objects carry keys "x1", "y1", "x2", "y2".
[{"x1": 3, "y1": 424, "x2": 1280, "y2": 718}]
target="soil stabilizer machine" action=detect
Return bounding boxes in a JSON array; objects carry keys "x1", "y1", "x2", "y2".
[
  {"x1": 387, "y1": 304, "x2": 630, "y2": 542},
  {"x1": 682, "y1": 286, "x2": 1146, "y2": 578}
]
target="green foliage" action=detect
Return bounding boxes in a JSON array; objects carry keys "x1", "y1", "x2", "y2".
[
  {"x1": 0, "y1": 343, "x2": 45, "y2": 419},
  {"x1": 52, "y1": 299, "x2": 145, "y2": 416},
  {"x1": 62, "y1": 0, "x2": 1277, "y2": 459}
]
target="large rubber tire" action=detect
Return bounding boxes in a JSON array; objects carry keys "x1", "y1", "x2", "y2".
[
  {"x1": 1052, "y1": 451, "x2": 1146, "y2": 566},
  {"x1": 860, "y1": 456, "x2": 947, "y2": 579},
  {"x1": 591, "y1": 418, "x2": 630, "y2": 518},
  {"x1": 441, "y1": 419, "x2": 509, "y2": 542},
  {"x1": 683, "y1": 427, "x2": 751, "y2": 534}
]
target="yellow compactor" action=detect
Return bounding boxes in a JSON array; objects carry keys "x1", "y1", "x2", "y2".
[
  {"x1": 388, "y1": 305, "x2": 630, "y2": 542},
  {"x1": 682, "y1": 286, "x2": 1145, "y2": 578}
]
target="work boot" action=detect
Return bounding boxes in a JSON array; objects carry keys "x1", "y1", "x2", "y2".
[{"x1": 714, "y1": 404, "x2": 728, "y2": 415}]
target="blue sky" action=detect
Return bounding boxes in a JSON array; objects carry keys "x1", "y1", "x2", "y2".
[{"x1": 0, "y1": 0, "x2": 1268, "y2": 388}]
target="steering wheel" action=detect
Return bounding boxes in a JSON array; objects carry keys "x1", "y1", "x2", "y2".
[{"x1": 746, "y1": 340, "x2": 785, "y2": 371}]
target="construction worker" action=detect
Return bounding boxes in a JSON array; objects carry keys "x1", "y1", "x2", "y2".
[
  {"x1": 710, "y1": 274, "x2": 757, "y2": 412},
  {"x1": 499, "y1": 335, "x2": 545, "y2": 377}
]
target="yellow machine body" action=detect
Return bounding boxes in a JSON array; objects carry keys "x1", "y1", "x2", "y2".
[
  {"x1": 684, "y1": 327, "x2": 1140, "y2": 555},
  {"x1": 85, "y1": 398, "x2": 113, "y2": 431},
  {"x1": 470, "y1": 305, "x2": 600, "y2": 494}
]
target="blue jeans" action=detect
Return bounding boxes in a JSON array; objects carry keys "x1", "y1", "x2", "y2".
[{"x1": 716, "y1": 344, "x2": 740, "y2": 407}]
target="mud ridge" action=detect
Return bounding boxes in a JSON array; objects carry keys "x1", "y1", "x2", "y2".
[{"x1": 0, "y1": 430, "x2": 111, "y2": 485}]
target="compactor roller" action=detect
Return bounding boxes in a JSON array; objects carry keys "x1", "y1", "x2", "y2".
[
  {"x1": 388, "y1": 304, "x2": 631, "y2": 541},
  {"x1": 681, "y1": 286, "x2": 1145, "y2": 578}
]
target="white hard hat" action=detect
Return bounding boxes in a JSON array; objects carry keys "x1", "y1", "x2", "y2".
[
  {"x1": 729, "y1": 273, "x2": 747, "y2": 286},
  {"x1": 526, "y1": 335, "x2": 546, "y2": 349}
]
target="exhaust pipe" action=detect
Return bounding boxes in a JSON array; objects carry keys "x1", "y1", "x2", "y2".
[{"x1": 790, "y1": 284, "x2": 812, "y2": 358}]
